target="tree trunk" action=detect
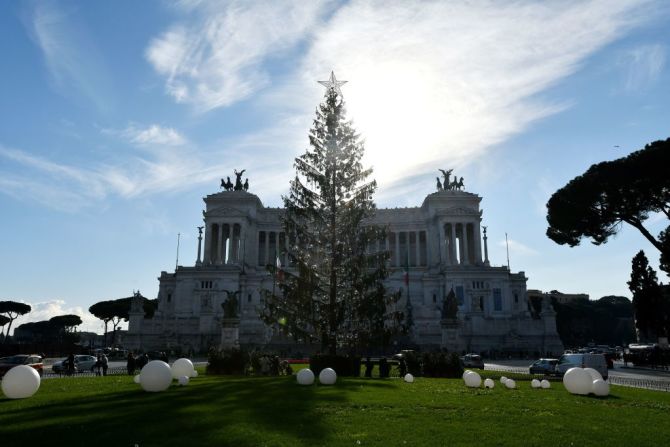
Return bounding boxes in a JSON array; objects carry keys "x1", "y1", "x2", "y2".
[{"x1": 4, "y1": 318, "x2": 14, "y2": 344}]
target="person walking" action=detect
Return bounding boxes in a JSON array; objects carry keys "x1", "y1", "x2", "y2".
[
  {"x1": 66, "y1": 353, "x2": 75, "y2": 376},
  {"x1": 101, "y1": 352, "x2": 109, "y2": 376},
  {"x1": 127, "y1": 352, "x2": 136, "y2": 375}
]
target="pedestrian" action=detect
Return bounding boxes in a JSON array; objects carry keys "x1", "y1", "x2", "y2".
[
  {"x1": 101, "y1": 352, "x2": 109, "y2": 376},
  {"x1": 136, "y1": 352, "x2": 148, "y2": 370},
  {"x1": 127, "y1": 352, "x2": 136, "y2": 375},
  {"x1": 66, "y1": 353, "x2": 75, "y2": 376},
  {"x1": 365, "y1": 357, "x2": 373, "y2": 378},
  {"x1": 95, "y1": 354, "x2": 102, "y2": 376}
]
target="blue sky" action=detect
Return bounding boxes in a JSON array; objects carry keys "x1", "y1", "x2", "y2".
[{"x1": 1, "y1": 0, "x2": 669, "y2": 334}]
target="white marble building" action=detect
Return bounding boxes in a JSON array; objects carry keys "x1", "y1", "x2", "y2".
[{"x1": 126, "y1": 181, "x2": 564, "y2": 356}]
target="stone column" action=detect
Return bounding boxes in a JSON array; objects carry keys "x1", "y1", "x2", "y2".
[
  {"x1": 462, "y1": 223, "x2": 469, "y2": 265},
  {"x1": 450, "y1": 223, "x2": 457, "y2": 265},
  {"x1": 204, "y1": 224, "x2": 212, "y2": 264},
  {"x1": 265, "y1": 231, "x2": 270, "y2": 266},
  {"x1": 415, "y1": 231, "x2": 421, "y2": 267},
  {"x1": 196, "y1": 227, "x2": 203, "y2": 266},
  {"x1": 226, "y1": 224, "x2": 233, "y2": 264},
  {"x1": 474, "y1": 224, "x2": 482, "y2": 264},
  {"x1": 238, "y1": 226, "x2": 245, "y2": 265},
  {"x1": 395, "y1": 232, "x2": 400, "y2": 267},
  {"x1": 217, "y1": 223, "x2": 223, "y2": 264},
  {"x1": 438, "y1": 223, "x2": 446, "y2": 265}
]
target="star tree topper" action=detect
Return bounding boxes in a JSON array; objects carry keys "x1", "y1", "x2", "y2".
[{"x1": 318, "y1": 71, "x2": 347, "y2": 96}]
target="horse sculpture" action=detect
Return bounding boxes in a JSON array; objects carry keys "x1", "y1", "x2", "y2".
[
  {"x1": 438, "y1": 169, "x2": 453, "y2": 190},
  {"x1": 220, "y1": 176, "x2": 234, "y2": 191},
  {"x1": 234, "y1": 169, "x2": 246, "y2": 191}
]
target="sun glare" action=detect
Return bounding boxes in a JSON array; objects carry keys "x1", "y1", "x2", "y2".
[{"x1": 345, "y1": 63, "x2": 448, "y2": 186}]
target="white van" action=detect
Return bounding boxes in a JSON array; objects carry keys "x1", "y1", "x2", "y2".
[{"x1": 555, "y1": 353, "x2": 608, "y2": 379}]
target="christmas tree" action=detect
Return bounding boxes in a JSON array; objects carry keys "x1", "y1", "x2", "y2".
[{"x1": 261, "y1": 73, "x2": 400, "y2": 355}]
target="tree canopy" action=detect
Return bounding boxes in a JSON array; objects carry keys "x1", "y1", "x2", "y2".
[
  {"x1": 628, "y1": 250, "x2": 669, "y2": 342},
  {"x1": 546, "y1": 138, "x2": 670, "y2": 271},
  {"x1": 89, "y1": 293, "x2": 154, "y2": 345},
  {"x1": 0, "y1": 300, "x2": 32, "y2": 343},
  {"x1": 49, "y1": 314, "x2": 83, "y2": 332},
  {"x1": 0, "y1": 314, "x2": 10, "y2": 338},
  {"x1": 552, "y1": 295, "x2": 635, "y2": 347},
  {"x1": 260, "y1": 85, "x2": 400, "y2": 355},
  {"x1": 89, "y1": 298, "x2": 130, "y2": 345}
]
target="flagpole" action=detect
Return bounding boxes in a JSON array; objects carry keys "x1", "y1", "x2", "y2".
[{"x1": 505, "y1": 232, "x2": 510, "y2": 271}]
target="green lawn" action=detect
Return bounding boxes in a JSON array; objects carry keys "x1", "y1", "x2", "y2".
[{"x1": 1, "y1": 372, "x2": 669, "y2": 447}]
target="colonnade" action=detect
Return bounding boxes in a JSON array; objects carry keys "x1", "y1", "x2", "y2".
[
  {"x1": 257, "y1": 230, "x2": 289, "y2": 267},
  {"x1": 386, "y1": 230, "x2": 427, "y2": 267},
  {"x1": 204, "y1": 222, "x2": 245, "y2": 265},
  {"x1": 439, "y1": 221, "x2": 482, "y2": 265}
]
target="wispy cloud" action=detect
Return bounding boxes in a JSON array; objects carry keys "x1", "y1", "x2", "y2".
[
  {"x1": 498, "y1": 238, "x2": 540, "y2": 257},
  {"x1": 145, "y1": 0, "x2": 333, "y2": 112},
  {"x1": 4, "y1": 0, "x2": 662, "y2": 213},
  {"x1": 27, "y1": 1, "x2": 114, "y2": 112},
  {"x1": 620, "y1": 43, "x2": 666, "y2": 92},
  {"x1": 110, "y1": 124, "x2": 188, "y2": 147},
  {"x1": 145, "y1": 0, "x2": 660, "y2": 200}
]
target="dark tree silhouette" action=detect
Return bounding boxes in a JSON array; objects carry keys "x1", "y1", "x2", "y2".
[
  {"x1": 0, "y1": 301, "x2": 32, "y2": 343},
  {"x1": 546, "y1": 138, "x2": 670, "y2": 267},
  {"x1": 260, "y1": 84, "x2": 400, "y2": 355},
  {"x1": 628, "y1": 250, "x2": 666, "y2": 342},
  {"x1": 89, "y1": 294, "x2": 155, "y2": 345},
  {"x1": 0, "y1": 314, "x2": 10, "y2": 340}
]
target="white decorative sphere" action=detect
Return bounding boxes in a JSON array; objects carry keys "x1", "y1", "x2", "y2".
[
  {"x1": 191, "y1": 370, "x2": 198, "y2": 378},
  {"x1": 404, "y1": 373, "x2": 414, "y2": 383},
  {"x1": 462, "y1": 370, "x2": 472, "y2": 380},
  {"x1": 463, "y1": 371, "x2": 482, "y2": 388},
  {"x1": 171, "y1": 358, "x2": 195, "y2": 379},
  {"x1": 484, "y1": 378, "x2": 495, "y2": 389},
  {"x1": 319, "y1": 368, "x2": 337, "y2": 385},
  {"x1": 1, "y1": 365, "x2": 41, "y2": 399},
  {"x1": 505, "y1": 378, "x2": 516, "y2": 389},
  {"x1": 296, "y1": 368, "x2": 315, "y2": 385},
  {"x1": 592, "y1": 379, "x2": 609, "y2": 397},
  {"x1": 584, "y1": 367, "x2": 603, "y2": 382},
  {"x1": 133, "y1": 374, "x2": 141, "y2": 384},
  {"x1": 563, "y1": 367, "x2": 592, "y2": 395},
  {"x1": 531, "y1": 379, "x2": 541, "y2": 389},
  {"x1": 500, "y1": 376, "x2": 508, "y2": 384},
  {"x1": 177, "y1": 376, "x2": 190, "y2": 386},
  {"x1": 541, "y1": 379, "x2": 551, "y2": 389},
  {"x1": 139, "y1": 360, "x2": 173, "y2": 392}
]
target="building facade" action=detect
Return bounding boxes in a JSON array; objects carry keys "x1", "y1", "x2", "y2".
[{"x1": 126, "y1": 181, "x2": 564, "y2": 356}]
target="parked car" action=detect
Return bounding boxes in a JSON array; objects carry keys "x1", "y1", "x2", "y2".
[
  {"x1": 529, "y1": 358, "x2": 558, "y2": 375},
  {"x1": 0, "y1": 354, "x2": 44, "y2": 377},
  {"x1": 461, "y1": 353, "x2": 484, "y2": 369},
  {"x1": 555, "y1": 353, "x2": 608, "y2": 380},
  {"x1": 52, "y1": 355, "x2": 98, "y2": 374}
]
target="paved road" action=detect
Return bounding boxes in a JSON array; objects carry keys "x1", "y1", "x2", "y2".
[{"x1": 485, "y1": 360, "x2": 670, "y2": 391}]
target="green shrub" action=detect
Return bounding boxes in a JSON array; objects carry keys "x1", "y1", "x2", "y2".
[
  {"x1": 309, "y1": 354, "x2": 361, "y2": 377},
  {"x1": 421, "y1": 352, "x2": 463, "y2": 378},
  {"x1": 206, "y1": 347, "x2": 248, "y2": 375}
]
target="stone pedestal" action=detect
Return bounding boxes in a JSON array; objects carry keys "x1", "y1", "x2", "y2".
[
  {"x1": 441, "y1": 318, "x2": 464, "y2": 352},
  {"x1": 220, "y1": 318, "x2": 240, "y2": 349}
]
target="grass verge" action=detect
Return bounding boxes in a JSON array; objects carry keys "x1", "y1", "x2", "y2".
[{"x1": 1, "y1": 373, "x2": 669, "y2": 446}]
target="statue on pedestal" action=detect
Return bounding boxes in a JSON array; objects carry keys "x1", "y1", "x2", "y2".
[
  {"x1": 234, "y1": 169, "x2": 246, "y2": 191},
  {"x1": 222, "y1": 290, "x2": 240, "y2": 319},
  {"x1": 442, "y1": 288, "x2": 458, "y2": 320}
]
